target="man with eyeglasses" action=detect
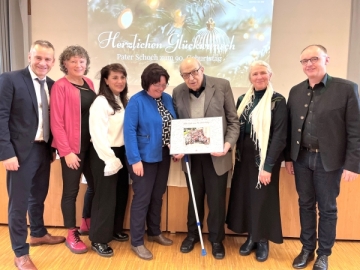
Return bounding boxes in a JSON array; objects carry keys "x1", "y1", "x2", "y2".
[
  {"x1": 172, "y1": 57, "x2": 240, "y2": 259},
  {"x1": 285, "y1": 44, "x2": 360, "y2": 270}
]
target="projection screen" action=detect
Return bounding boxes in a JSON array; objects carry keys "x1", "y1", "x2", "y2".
[{"x1": 88, "y1": 0, "x2": 274, "y2": 90}]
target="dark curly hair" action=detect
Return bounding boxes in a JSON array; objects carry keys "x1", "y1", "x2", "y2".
[
  {"x1": 141, "y1": 63, "x2": 169, "y2": 91},
  {"x1": 59, "y1": 45, "x2": 90, "y2": 75},
  {"x1": 98, "y1": 63, "x2": 128, "y2": 113}
]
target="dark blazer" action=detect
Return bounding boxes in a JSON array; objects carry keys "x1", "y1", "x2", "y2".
[
  {"x1": 286, "y1": 75, "x2": 360, "y2": 173},
  {"x1": 0, "y1": 67, "x2": 54, "y2": 163},
  {"x1": 172, "y1": 75, "x2": 240, "y2": 176}
]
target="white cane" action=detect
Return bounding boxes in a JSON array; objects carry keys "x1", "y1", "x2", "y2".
[{"x1": 184, "y1": 155, "x2": 207, "y2": 256}]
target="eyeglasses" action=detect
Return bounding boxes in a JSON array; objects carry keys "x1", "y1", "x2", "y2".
[
  {"x1": 300, "y1": 57, "x2": 320, "y2": 65},
  {"x1": 152, "y1": 83, "x2": 168, "y2": 89},
  {"x1": 181, "y1": 66, "x2": 202, "y2": 79}
]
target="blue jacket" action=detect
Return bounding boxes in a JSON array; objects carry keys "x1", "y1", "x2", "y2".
[{"x1": 124, "y1": 90, "x2": 176, "y2": 165}]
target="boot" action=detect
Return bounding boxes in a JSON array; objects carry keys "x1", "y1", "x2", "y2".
[
  {"x1": 255, "y1": 239, "x2": 269, "y2": 262},
  {"x1": 65, "y1": 228, "x2": 88, "y2": 254},
  {"x1": 78, "y1": 218, "x2": 90, "y2": 235},
  {"x1": 239, "y1": 234, "x2": 257, "y2": 256}
]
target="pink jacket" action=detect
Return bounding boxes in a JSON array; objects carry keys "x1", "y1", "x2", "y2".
[{"x1": 50, "y1": 76, "x2": 95, "y2": 157}]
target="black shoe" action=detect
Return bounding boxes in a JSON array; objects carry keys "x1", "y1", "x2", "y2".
[
  {"x1": 239, "y1": 234, "x2": 257, "y2": 256},
  {"x1": 255, "y1": 239, "x2": 269, "y2": 262},
  {"x1": 211, "y1": 242, "x2": 225, "y2": 260},
  {"x1": 91, "y1": 242, "x2": 113, "y2": 257},
  {"x1": 180, "y1": 236, "x2": 199, "y2": 253},
  {"x1": 113, "y1": 232, "x2": 129, "y2": 242},
  {"x1": 313, "y1": 255, "x2": 328, "y2": 270},
  {"x1": 292, "y1": 249, "x2": 315, "y2": 269}
]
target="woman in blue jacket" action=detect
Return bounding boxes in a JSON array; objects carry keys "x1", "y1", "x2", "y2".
[{"x1": 124, "y1": 63, "x2": 177, "y2": 260}]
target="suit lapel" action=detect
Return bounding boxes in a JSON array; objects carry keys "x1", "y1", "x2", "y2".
[
  {"x1": 46, "y1": 77, "x2": 54, "y2": 92},
  {"x1": 181, "y1": 87, "x2": 191, "y2": 118},
  {"x1": 204, "y1": 77, "x2": 215, "y2": 115},
  {"x1": 22, "y1": 68, "x2": 39, "y2": 118}
]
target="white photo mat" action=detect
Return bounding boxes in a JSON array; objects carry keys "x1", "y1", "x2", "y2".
[{"x1": 170, "y1": 117, "x2": 224, "y2": 154}]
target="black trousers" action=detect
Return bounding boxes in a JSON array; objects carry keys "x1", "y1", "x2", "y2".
[
  {"x1": 89, "y1": 145, "x2": 129, "y2": 243},
  {"x1": 82, "y1": 185, "x2": 94, "y2": 218},
  {"x1": 293, "y1": 149, "x2": 342, "y2": 256},
  {"x1": 60, "y1": 147, "x2": 94, "y2": 228},
  {"x1": 127, "y1": 147, "x2": 170, "y2": 246},
  {"x1": 185, "y1": 154, "x2": 228, "y2": 243},
  {"x1": 7, "y1": 143, "x2": 50, "y2": 257}
]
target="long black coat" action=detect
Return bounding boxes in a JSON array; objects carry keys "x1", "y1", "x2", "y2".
[{"x1": 226, "y1": 91, "x2": 287, "y2": 244}]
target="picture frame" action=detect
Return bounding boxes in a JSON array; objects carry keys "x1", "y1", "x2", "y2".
[{"x1": 170, "y1": 117, "x2": 224, "y2": 154}]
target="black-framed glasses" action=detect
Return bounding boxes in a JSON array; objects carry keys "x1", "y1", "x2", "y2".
[
  {"x1": 152, "y1": 83, "x2": 169, "y2": 89},
  {"x1": 181, "y1": 66, "x2": 202, "y2": 79},
  {"x1": 300, "y1": 57, "x2": 319, "y2": 65}
]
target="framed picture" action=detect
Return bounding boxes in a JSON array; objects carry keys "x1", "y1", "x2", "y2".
[{"x1": 170, "y1": 117, "x2": 223, "y2": 154}]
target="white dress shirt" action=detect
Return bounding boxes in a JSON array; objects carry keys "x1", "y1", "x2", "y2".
[
  {"x1": 28, "y1": 66, "x2": 50, "y2": 141},
  {"x1": 89, "y1": 95, "x2": 125, "y2": 176}
]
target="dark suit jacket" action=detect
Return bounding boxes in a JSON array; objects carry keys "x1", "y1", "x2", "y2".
[
  {"x1": 0, "y1": 67, "x2": 54, "y2": 163},
  {"x1": 172, "y1": 75, "x2": 240, "y2": 176},
  {"x1": 286, "y1": 75, "x2": 360, "y2": 173}
]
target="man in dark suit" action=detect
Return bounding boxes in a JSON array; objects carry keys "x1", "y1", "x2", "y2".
[
  {"x1": 172, "y1": 58, "x2": 240, "y2": 259},
  {"x1": 0, "y1": 40, "x2": 65, "y2": 270},
  {"x1": 285, "y1": 44, "x2": 360, "y2": 270}
]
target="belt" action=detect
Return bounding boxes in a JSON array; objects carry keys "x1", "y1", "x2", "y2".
[
  {"x1": 32, "y1": 140, "x2": 46, "y2": 144},
  {"x1": 301, "y1": 146, "x2": 320, "y2": 153}
]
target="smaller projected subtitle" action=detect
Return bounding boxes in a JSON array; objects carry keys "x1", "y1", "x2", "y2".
[{"x1": 117, "y1": 54, "x2": 223, "y2": 63}]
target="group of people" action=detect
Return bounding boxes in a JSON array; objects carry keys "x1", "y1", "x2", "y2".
[{"x1": 0, "y1": 40, "x2": 359, "y2": 270}]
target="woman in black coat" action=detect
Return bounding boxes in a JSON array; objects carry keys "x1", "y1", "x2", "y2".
[{"x1": 226, "y1": 60, "x2": 287, "y2": 262}]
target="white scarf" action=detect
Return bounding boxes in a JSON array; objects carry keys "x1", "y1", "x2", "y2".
[{"x1": 237, "y1": 82, "x2": 274, "y2": 188}]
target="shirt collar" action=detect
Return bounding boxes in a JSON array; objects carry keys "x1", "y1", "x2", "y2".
[
  {"x1": 28, "y1": 66, "x2": 47, "y2": 82},
  {"x1": 189, "y1": 75, "x2": 206, "y2": 97},
  {"x1": 306, "y1": 73, "x2": 328, "y2": 89},
  {"x1": 114, "y1": 94, "x2": 123, "y2": 105}
]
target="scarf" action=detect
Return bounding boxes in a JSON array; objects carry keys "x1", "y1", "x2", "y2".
[{"x1": 237, "y1": 82, "x2": 274, "y2": 188}]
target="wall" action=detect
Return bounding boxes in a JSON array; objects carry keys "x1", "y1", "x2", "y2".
[
  {"x1": 269, "y1": 0, "x2": 351, "y2": 96},
  {"x1": 347, "y1": 0, "x2": 360, "y2": 86}
]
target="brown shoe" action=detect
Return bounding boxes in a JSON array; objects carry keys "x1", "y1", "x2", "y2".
[
  {"x1": 148, "y1": 234, "x2": 173, "y2": 246},
  {"x1": 30, "y1": 233, "x2": 66, "y2": 246},
  {"x1": 131, "y1": 245, "x2": 153, "y2": 260},
  {"x1": 14, "y1": 255, "x2": 37, "y2": 270}
]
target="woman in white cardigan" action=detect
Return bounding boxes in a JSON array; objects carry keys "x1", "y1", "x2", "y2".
[{"x1": 88, "y1": 63, "x2": 129, "y2": 257}]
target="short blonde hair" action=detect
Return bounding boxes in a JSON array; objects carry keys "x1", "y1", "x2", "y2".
[{"x1": 30, "y1": 40, "x2": 55, "y2": 52}]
